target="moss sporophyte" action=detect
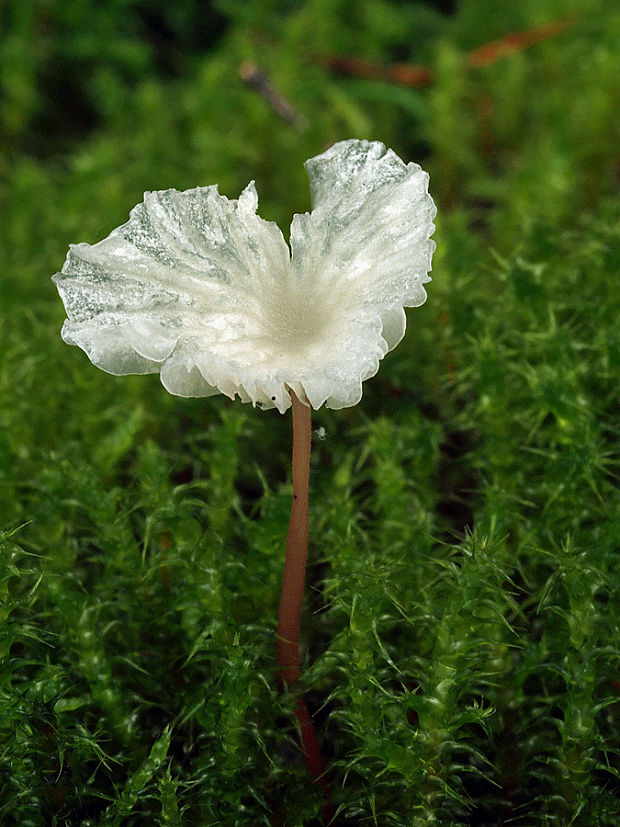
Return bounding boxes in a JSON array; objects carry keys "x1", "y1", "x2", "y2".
[{"x1": 53, "y1": 139, "x2": 436, "y2": 820}]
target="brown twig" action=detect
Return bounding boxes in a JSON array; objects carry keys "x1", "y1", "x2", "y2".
[
  {"x1": 323, "y1": 17, "x2": 574, "y2": 88},
  {"x1": 240, "y1": 61, "x2": 306, "y2": 128},
  {"x1": 325, "y1": 55, "x2": 433, "y2": 87},
  {"x1": 465, "y1": 17, "x2": 573, "y2": 68}
]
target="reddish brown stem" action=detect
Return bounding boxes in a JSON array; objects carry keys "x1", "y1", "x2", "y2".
[
  {"x1": 277, "y1": 390, "x2": 312, "y2": 688},
  {"x1": 277, "y1": 391, "x2": 334, "y2": 822}
]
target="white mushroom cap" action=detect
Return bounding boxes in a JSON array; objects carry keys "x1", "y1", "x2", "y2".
[{"x1": 53, "y1": 139, "x2": 436, "y2": 413}]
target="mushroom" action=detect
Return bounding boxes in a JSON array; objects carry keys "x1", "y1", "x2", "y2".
[{"x1": 53, "y1": 138, "x2": 436, "y2": 811}]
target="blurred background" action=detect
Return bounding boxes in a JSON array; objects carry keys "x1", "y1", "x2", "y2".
[{"x1": 2, "y1": 0, "x2": 616, "y2": 265}]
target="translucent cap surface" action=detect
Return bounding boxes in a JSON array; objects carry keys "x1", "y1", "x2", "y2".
[{"x1": 53, "y1": 139, "x2": 436, "y2": 412}]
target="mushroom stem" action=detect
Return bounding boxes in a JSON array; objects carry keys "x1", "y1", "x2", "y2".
[
  {"x1": 277, "y1": 390, "x2": 311, "y2": 687},
  {"x1": 277, "y1": 390, "x2": 331, "y2": 804}
]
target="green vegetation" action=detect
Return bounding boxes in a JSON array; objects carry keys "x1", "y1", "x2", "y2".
[{"x1": 1, "y1": 0, "x2": 618, "y2": 823}]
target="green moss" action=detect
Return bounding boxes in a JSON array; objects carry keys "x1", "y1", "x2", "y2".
[{"x1": 1, "y1": 0, "x2": 618, "y2": 823}]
